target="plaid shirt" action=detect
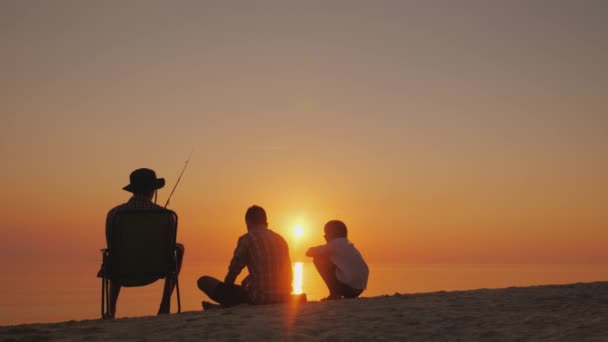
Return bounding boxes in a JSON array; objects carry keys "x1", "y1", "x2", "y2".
[
  {"x1": 226, "y1": 225, "x2": 293, "y2": 304},
  {"x1": 105, "y1": 195, "x2": 165, "y2": 248}
]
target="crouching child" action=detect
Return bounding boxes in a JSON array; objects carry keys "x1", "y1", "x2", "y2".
[{"x1": 306, "y1": 220, "x2": 369, "y2": 300}]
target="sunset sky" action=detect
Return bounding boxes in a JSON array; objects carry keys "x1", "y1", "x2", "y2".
[{"x1": 1, "y1": 1, "x2": 607, "y2": 269}]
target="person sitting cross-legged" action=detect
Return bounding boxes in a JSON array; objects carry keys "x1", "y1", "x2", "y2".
[
  {"x1": 306, "y1": 220, "x2": 369, "y2": 300},
  {"x1": 197, "y1": 205, "x2": 293, "y2": 307}
]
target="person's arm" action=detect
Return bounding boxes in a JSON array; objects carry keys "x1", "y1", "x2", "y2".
[
  {"x1": 305, "y1": 243, "x2": 331, "y2": 258},
  {"x1": 225, "y1": 235, "x2": 249, "y2": 285}
]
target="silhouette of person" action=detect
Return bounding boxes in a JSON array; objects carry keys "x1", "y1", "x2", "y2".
[
  {"x1": 198, "y1": 205, "x2": 293, "y2": 307},
  {"x1": 103, "y1": 168, "x2": 185, "y2": 317},
  {"x1": 306, "y1": 220, "x2": 368, "y2": 300}
]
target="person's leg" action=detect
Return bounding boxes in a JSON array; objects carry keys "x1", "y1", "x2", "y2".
[
  {"x1": 197, "y1": 275, "x2": 248, "y2": 307},
  {"x1": 342, "y1": 285, "x2": 363, "y2": 299},
  {"x1": 197, "y1": 276, "x2": 222, "y2": 302},
  {"x1": 108, "y1": 280, "x2": 121, "y2": 318},
  {"x1": 158, "y1": 243, "x2": 185, "y2": 314},
  {"x1": 312, "y1": 256, "x2": 343, "y2": 299}
]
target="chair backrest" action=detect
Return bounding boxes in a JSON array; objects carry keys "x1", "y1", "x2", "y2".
[{"x1": 108, "y1": 208, "x2": 178, "y2": 286}]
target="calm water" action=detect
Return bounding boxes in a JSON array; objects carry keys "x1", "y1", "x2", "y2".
[{"x1": 0, "y1": 261, "x2": 606, "y2": 326}]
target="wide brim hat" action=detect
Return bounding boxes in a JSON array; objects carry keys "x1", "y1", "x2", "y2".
[{"x1": 123, "y1": 168, "x2": 165, "y2": 193}]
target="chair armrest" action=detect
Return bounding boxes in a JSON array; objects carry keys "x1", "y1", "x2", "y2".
[{"x1": 98, "y1": 249, "x2": 110, "y2": 278}]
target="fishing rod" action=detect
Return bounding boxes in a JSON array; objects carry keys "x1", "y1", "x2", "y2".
[{"x1": 164, "y1": 149, "x2": 193, "y2": 208}]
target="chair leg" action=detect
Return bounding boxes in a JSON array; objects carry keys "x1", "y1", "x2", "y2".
[
  {"x1": 175, "y1": 273, "x2": 181, "y2": 313},
  {"x1": 100, "y1": 249, "x2": 109, "y2": 319},
  {"x1": 101, "y1": 276, "x2": 106, "y2": 319},
  {"x1": 172, "y1": 249, "x2": 182, "y2": 314},
  {"x1": 105, "y1": 278, "x2": 110, "y2": 318}
]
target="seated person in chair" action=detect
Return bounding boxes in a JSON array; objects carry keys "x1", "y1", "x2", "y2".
[
  {"x1": 306, "y1": 220, "x2": 368, "y2": 300},
  {"x1": 104, "y1": 168, "x2": 185, "y2": 317},
  {"x1": 197, "y1": 205, "x2": 292, "y2": 307}
]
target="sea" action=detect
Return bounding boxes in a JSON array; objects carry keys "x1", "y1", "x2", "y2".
[{"x1": 0, "y1": 261, "x2": 606, "y2": 326}]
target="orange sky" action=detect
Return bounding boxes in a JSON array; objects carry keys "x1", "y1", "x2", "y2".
[{"x1": 1, "y1": 1, "x2": 607, "y2": 268}]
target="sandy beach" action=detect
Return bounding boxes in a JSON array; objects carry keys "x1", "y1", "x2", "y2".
[{"x1": 1, "y1": 281, "x2": 606, "y2": 341}]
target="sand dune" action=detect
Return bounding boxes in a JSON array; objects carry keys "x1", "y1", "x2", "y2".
[{"x1": 1, "y1": 282, "x2": 607, "y2": 341}]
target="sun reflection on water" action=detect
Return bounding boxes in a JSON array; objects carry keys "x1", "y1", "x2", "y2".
[{"x1": 293, "y1": 262, "x2": 303, "y2": 294}]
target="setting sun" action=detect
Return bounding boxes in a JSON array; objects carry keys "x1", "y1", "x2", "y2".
[{"x1": 293, "y1": 224, "x2": 304, "y2": 240}]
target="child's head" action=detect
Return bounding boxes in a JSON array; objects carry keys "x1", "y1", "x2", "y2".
[{"x1": 324, "y1": 220, "x2": 348, "y2": 241}]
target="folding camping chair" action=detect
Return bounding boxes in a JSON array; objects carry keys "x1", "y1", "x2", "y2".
[{"x1": 99, "y1": 208, "x2": 181, "y2": 318}]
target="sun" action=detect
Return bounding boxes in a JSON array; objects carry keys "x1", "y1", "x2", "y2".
[{"x1": 293, "y1": 224, "x2": 304, "y2": 239}]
